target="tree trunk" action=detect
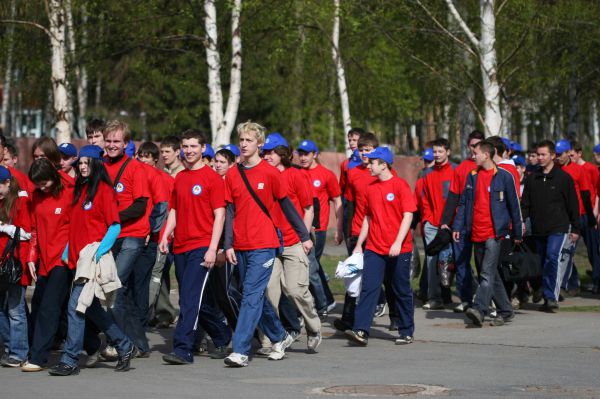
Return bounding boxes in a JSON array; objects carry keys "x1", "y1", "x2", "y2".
[
  {"x1": 205, "y1": 0, "x2": 243, "y2": 148},
  {"x1": 520, "y1": 107, "x2": 530, "y2": 151},
  {"x1": 567, "y1": 76, "x2": 579, "y2": 136},
  {"x1": 1, "y1": 0, "x2": 16, "y2": 133},
  {"x1": 10, "y1": 69, "x2": 19, "y2": 137},
  {"x1": 501, "y1": 98, "x2": 511, "y2": 138},
  {"x1": 332, "y1": 0, "x2": 352, "y2": 143},
  {"x1": 591, "y1": 100, "x2": 599, "y2": 145},
  {"x1": 65, "y1": 0, "x2": 88, "y2": 137},
  {"x1": 290, "y1": 0, "x2": 306, "y2": 142},
  {"x1": 49, "y1": 0, "x2": 72, "y2": 143}
]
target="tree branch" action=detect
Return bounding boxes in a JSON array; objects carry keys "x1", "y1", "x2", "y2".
[
  {"x1": 0, "y1": 19, "x2": 53, "y2": 39},
  {"x1": 496, "y1": 0, "x2": 509, "y2": 17},
  {"x1": 443, "y1": 0, "x2": 480, "y2": 49}
]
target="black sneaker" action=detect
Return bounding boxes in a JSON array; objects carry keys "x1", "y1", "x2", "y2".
[
  {"x1": 395, "y1": 335, "x2": 414, "y2": 345},
  {"x1": 333, "y1": 318, "x2": 351, "y2": 332},
  {"x1": 489, "y1": 317, "x2": 505, "y2": 327},
  {"x1": 502, "y1": 313, "x2": 515, "y2": 323},
  {"x1": 2, "y1": 357, "x2": 24, "y2": 368},
  {"x1": 115, "y1": 344, "x2": 136, "y2": 372},
  {"x1": 465, "y1": 307, "x2": 483, "y2": 327},
  {"x1": 48, "y1": 362, "x2": 80, "y2": 376},
  {"x1": 539, "y1": 299, "x2": 559, "y2": 313},
  {"x1": 208, "y1": 346, "x2": 228, "y2": 360},
  {"x1": 162, "y1": 352, "x2": 192, "y2": 365},
  {"x1": 345, "y1": 330, "x2": 368, "y2": 346}
]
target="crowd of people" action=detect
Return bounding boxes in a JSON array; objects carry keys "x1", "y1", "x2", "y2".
[{"x1": 0, "y1": 119, "x2": 598, "y2": 375}]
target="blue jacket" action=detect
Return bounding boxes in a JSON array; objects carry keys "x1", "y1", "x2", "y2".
[{"x1": 452, "y1": 166, "x2": 523, "y2": 240}]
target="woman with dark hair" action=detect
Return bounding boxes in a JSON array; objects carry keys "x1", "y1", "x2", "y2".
[
  {"x1": 21, "y1": 159, "x2": 73, "y2": 371},
  {"x1": 31, "y1": 137, "x2": 62, "y2": 168},
  {"x1": 0, "y1": 166, "x2": 32, "y2": 367},
  {"x1": 49, "y1": 145, "x2": 135, "y2": 376}
]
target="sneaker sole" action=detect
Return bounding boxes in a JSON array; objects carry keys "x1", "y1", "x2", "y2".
[
  {"x1": 224, "y1": 358, "x2": 248, "y2": 367},
  {"x1": 466, "y1": 311, "x2": 483, "y2": 327},
  {"x1": 49, "y1": 368, "x2": 80, "y2": 376},
  {"x1": 395, "y1": 339, "x2": 414, "y2": 345},
  {"x1": 344, "y1": 331, "x2": 368, "y2": 346},
  {"x1": 21, "y1": 367, "x2": 44, "y2": 372}
]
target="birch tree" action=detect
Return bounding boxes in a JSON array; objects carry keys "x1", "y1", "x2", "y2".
[
  {"x1": 204, "y1": 0, "x2": 242, "y2": 148},
  {"x1": 48, "y1": 0, "x2": 71, "y2": 143},
  {"x1": 1, "y1": 0, "x2": 16, "y2": 132},
  {"x1": 65, "y1": 0, "x2": 88, "y2": 137},
  {"x1": 331, "y1": 0, "x2": 352, "y2": 145}
]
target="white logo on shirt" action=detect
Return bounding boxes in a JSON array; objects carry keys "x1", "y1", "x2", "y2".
[
  {"x1": 192, "y1": 184, "x2": 202, "y2": 196},
  {"x1": 386, "y1": 193, "x2": 395, "y2": 201},
  {"x1": 55, "y1": 208, "x2": 62, "y2": 214},
  {"x1": 83, "y1": 201, "x2": 93, "y2": 210},
  {"x1": 18, "y1": 190, "x2": 28, "y2": 198},
  {"x1": 313, "y1": 179, "x2": 321, "y2": 188},
  {"x1": 115, "y1": 182, "x2": 125, "y2": 193},
  {"x1": 258, "y1": 183, "x2": 265, "y2": 190}
]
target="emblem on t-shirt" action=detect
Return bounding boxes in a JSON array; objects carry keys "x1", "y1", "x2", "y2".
[
  {"x1": 192, "y1": 184, "x2": 202, "y2": 196},
  {"x1": 83, "y1": 201, "x2": 93, "y2": 210},
  {"x1": 313, "y1": 179, "x2": 321, "y2": 188},
  {"x1": 115, "y1": 182, "x2": 125, "y2": 193},
  {"x1": 386, "y1": 193, "x2": 395, "y2": 201},
  {"x1": 55, "y1": 208, "x2": 62, "y2": 214},
  {"x1": 258, "y1": 183, "x2": 264, "y2": 190}
]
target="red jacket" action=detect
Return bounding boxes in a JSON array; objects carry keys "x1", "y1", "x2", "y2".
[{"x1": 422, "y1": 162, "x2": 454, "y2": 227}]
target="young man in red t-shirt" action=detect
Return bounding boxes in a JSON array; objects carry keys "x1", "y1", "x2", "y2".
[
  {"x1": 453, "y1": 141, "x2": 522, "y2": 327},
  {"x1": 421, "y1": 138, "x2": 455, "y2": 310},
  {"x1": 339, "y1": 127, "x2": 364, "y2": 195},
  {"x1": 101, "y1": 120, "x2": 150, "y2": 360},
  {"x1": 440, "y1": 130, "x2": 484, "y2": 312},
  {"x1": 158, "y1": 129, "x2": 231, "y2": 365},
  {"x1": 345, "y1": 147, "x2": 416, "y2": 346},
  {"x1": 223, "y1": 122, "x2": 312, "y2": 367}
]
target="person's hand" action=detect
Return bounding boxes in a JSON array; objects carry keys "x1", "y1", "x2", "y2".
[
  {"x1": 389, "y1": 241, "x2": 402, "y2": 257},
  {"x1": 352, "y1": 245, "x2": 363, "y2": 254},
  {"x1": 202, "y1": 248, "x2": 217, "y2": 269},
  {"x1": 570, "y1": 233, "x2": 579, "y2": 242},
  {"x1": 145, "y1": 235, "x2": 150, "y2": 246},
  {"x1": 452, "y1": 231, "x2": 460, "y2": 242},
  {"x1": 215, "y1": 251, "x2": 226, "y2": 267},
  {"x1": 27, "y1": 262, "x2": 37, "y2": 282},
  {"x1": 225, "y1": 248, "x2": 237, "y2": 265},
  {"x1": 513, "y1": 239, "x2": 522, "y2": 245},
  {"x1": 302, "y1": 239, "x2": 313, "y2": 254},
  {"x1": 334, "y1": 229, "x2": 343, "y2": 245},
  {"x1": 158, "y1": 239, "x2": 169, "y2": 254},
  {"x1": 440, "y1": 224, "x2": 450, "y2": 230}
]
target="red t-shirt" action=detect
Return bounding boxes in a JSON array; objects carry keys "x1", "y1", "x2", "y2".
[
  {"x1": 581, "y1": 161, "x2": 599, "y2": 207},
  {"x1": 0, "y1": 196, "x2": 32, "y2": 286},
  {"x1": 346, "y1": 165, "x2": 375, "y2": 236},
  {"x1": 471, "y1": 168, "x2": 496, "y2": 243},
  {"x1": 59, "y1": 170, "x2": 75, "y2": 188},
  {"x1": 422, "y1": 162, "x2": 454, "y2": 227},
  {"x1": 105, "y1": 156, "x2": 150, "y2": 238},
  {"x1": 498, "y1": 161, "x2": 521, "y2": 198},
  {"x1": 225, "y1": 161, "x2": 286, "y2": 250},
  {"x1": 339, "y1": 158, "x2": 350, "y2": 194},
  {"x1": 170, "y1": 166, "x2": 225, "y2": 254},
  {"x1": 138, "y1": 161, "x2": 169, "y2": 206},
  {"x1": 29, "y1": 178, "x2": 74, "y2": 276},
  {"x1": 157, "y1": 170, "x2": 175, "y2": 243},
  {"x1": 7, "y1": 166, "x2": 35, "y2": 197},
  {"x1": 365, "y1": 176, "x2": 416, "y2": 255},
  {"x1": 272, "y1": 167, "x2": 313, "y2": 246},
  {"x1": 450, "y1": 159, "x2": 477, "y2": 195},
  {"x1": 562, "y1": 162, "x2": 590, "y2": 216},
  {"x1": 304, "y1": 164, "x2": 341, "y2": 232},
  {"x1": 68, "y1": 182, "x2": 120, "y2": 269}
]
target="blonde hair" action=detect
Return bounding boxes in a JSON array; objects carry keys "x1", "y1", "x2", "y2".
[
  {"x1": 237, "y1": 121, "x2": 266, "y2": 145},
  {"x1": 103, "y1": 120, "x2": 131, "y2": 143}
]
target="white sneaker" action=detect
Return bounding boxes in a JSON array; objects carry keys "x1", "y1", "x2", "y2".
[
  {"x1": 224, "y1": 352, "x2": 249, "y2": 367},
  {"x1": 307, "y1": 333, "x2": 322, "y2": 353},
  {"x1": 100, "y1": 345, "x2": 118, "y2": 361},
  {"x1": 21, "y1": 361, "x2": 43, "y2": 372},
  {"x1": 255, "y1": 347, "x2": 271, "y2": 357},
  {"x1": 268, "y1": 333, "x2": 294, "y2": 360},
  {"x1": 453, "y1": 302, "x2": 468, "y2": 313},
  {"x1": 326, "y1": 301, "x2": 337, "y2": 313}
]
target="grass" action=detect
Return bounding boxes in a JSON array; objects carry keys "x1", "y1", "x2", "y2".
[{"x1": 560, "y1": 306, "x2": 600, "y2": 312}]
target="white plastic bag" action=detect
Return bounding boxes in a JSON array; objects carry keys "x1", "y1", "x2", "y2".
[{"x1": 335, "y1": 252, "x2": 364, "y2": 298}]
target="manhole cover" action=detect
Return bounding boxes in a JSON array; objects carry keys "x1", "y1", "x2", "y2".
[{"x1": 322, "y1": 384, "x2": 426, "y2": 396}]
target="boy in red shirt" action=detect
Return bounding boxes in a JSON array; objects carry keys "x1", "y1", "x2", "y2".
[
  {"x1": 453, "y1": 141, "x2": 522, "y2": 327},
  {"x1": 345, "y1": 147, "x2": 416, "y2": 346},
  {"x1": 158, "y1": 129, "x2": 231, "y2": 365}
]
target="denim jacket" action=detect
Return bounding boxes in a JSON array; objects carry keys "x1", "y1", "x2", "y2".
[{"x1": 452, "y1": 166, "x2": 523, "y2": 240}]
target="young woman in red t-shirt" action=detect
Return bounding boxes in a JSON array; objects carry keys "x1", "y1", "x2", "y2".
[{"x1": 0, "y1": 166, "x2": 32, "y2": 367}]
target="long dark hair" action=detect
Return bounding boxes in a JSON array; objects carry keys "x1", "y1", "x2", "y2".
[
  {"x1": 32, "y1": 137, "x2": 61, "y2": 168},
  {"x1": 73, "y1": 157, "x2": 113, "y2": 206},
  {"x1": 29, "y1": 158, "x2": 64, "y2": 197},
  {"x1": 0, "y1": 177, "x2": 21, "y2": 223},
  {"x1": 273, "y1": 145, "x2": 293, "y2": 169}
]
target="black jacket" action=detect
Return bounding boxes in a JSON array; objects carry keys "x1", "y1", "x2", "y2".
[{"x1": 521, "y1": 165, "x2": 581, "y2": 236}]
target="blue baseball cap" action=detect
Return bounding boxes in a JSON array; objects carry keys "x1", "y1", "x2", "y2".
[
  {"x1": 125, "y1": 140, "x2": 136, "y2": 158},
  {"x1": 78, "y1": 145, "x2": 104, "y2": 160},
  {"x1": 203, "y1": 143, "x2": 215, "y2": 159},
  {"x1": 263, "y1": 133, "x2": 289, "y2": 150},
  {"x1": 422, "y1": 147, "x2": 434, "y2": 162},
  {"x1": 222, "y1": 144, "x2": 240, "y2": 157},
  {"x1": 58, "y1": 143, "x2": 77, "y2": 158},
  {"x1": 555, "y1": 139, "x2": 571, "y2": 155},
  {"x1": 501, "y1": 137, "x2": 511, "y2": 149},
  {"x1": 594, "y1": 144, "x2": 600, "y2": 154},
  {"x1": 364, "y1": 147, "x2": 393, "y2": 165},
  {"x1": 296, "y1": 140, "x2": 318, "y2": 153},
  {"x1": 510, "y1": 141, "x2": 523, "y2": 152},
  {"x1": 512, "y1": 155, "x2": 526, "y2": 166},
  {"x1": 0, "y1": 165, "x2": 11, "y2": 181},
  {"x1": 348, "y1": 149, "x2": 362, "y2": 169}
]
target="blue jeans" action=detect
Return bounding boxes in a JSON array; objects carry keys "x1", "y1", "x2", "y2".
[
  {"x1": 232, "y1": 249, "x2": 286, "y2": 355},
  {"x1": 472, "y1": 239, "x2": 513, "y2": 318},
  {"x1": 61, "y1": 284, "x2": 132, "y2": 367},
  {"x1": 0, "y1": 285, "x2": 28, "y2": 361},
  {"x1": 536, "y1": 234, "x2": 568, "y2": 301},
  {"x1": 453, "y1": 230, "x2": 474, "y2": 303},
  {"x1": 423, "y1": 222, "x2": 452, "y2": 302},
  {"x1": 109, "y1": 237, "x2": 146, "y2": 350},
  {"x1": 307, "y1": 247, "x2": 329, "y2": 311},
  {"x1": 173, "y1": 247, "x2": 231, "y2": 362},
  {"x1": 354, "y1": 251, "x2": 414, "y2": 337}
]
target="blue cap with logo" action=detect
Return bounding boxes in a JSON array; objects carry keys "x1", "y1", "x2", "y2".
[
  {"x1": 422, "y1": 147, "x2": 434, "y2": 162},
  {"x1": 0, "y1": 165, "x2": 11, "y2": 181},
  {"x1": 263, "y1": 132, "x2": 289, "y2": 150},
  {"x1": 501, "y1": 137, "x2": 511, "y2": 149},
  {"x1": 348, "y1": 149, "x2": 362, "y2": 169},
  {"x1": 222, "y1": 144, "x2": 240, "y2": 157},
  {"x1": 555, "y1": 139, "x2": 571, "y2": 155},
  {"x1": 58, "y1": 143, "x2": 77, "y2": 158},
  {"x1": 364, "y1": 146, "x2": 394, "y2": 165},
  {"x1": 594, "y1": 144, "x2": 600, "y2": 154},
  {"x1": 512, "y1": 155, "x2": 526, "y2": 166},
  {"x1": 203, "y1": 143, "x2": 215, "y2": 159},
  {"x1": 78, "y1": 145, "x2": 104, "y2": 160},
  {"x1": 510, "y1": 141, "x2": 523, "y2": 152},
  {"x1": 296, "y1": 140, "x2": 318, "y2": 153}
]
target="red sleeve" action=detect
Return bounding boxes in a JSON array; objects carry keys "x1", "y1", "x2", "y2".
[
  {"x1": 345, "y1": 172, "x2": 355, "y2": 201},
  {"x1": 209, "y1": 173, "x2": 226, "y2": 210},
  {"x1": 326, "y1": 170, "x2": 341, "y2": 199},
  {"x1": 272, "y1": 170, "x2": 286, "y2": 200},
  {"x1": 101, "y1": 184, "x2": 120, "y2": 226},
  {"x1": 398, "y1": 179, "x2": 417, "y2": 213},
  {"x1": 150, "y1": 167, "x2": 168, "y2": 204},
  {"x1": 420, "y1": 176, "x2": 433, "y2": 222},
  {"x1": 224, "y1": 171, "x2": 234, "y2": 203},
  {"x1": 449, "y1": 167, "x2": 461, "y2": 195},
  {"x1": 295, "y1": 170, "x2": 313, "y2": 209},
  {"x1": 132, "y1": 162, "x2": 150, "y2": 199}
]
